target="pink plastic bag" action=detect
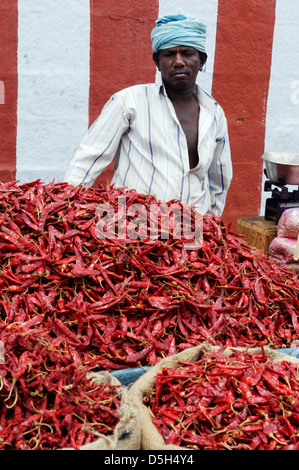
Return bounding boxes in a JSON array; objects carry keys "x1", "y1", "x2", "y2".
[
  {"x1": 269, "y1": 236, "x2": 298, "y2": 264},
  {"x1": 277, "y1": 208, "x2": 299, "y2": 238}
]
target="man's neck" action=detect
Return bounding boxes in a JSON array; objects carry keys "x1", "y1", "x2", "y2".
[{"x1": 164, "y1": 82, "x2": 198, "y2": 104}]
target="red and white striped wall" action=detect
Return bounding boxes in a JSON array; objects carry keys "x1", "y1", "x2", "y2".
[{"x1": 0, "y1": 0, "x2": 298, "y2": 228}]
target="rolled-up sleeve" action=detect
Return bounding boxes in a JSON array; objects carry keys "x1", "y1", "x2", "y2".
[{"x1": 64, "y1": 93, "x2": 130, "y2": 187}]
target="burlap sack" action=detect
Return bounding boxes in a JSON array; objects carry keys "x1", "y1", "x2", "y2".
[
  {"x1": 128, "y1": 343, "x2": 299, "y2": 450},
  {"x1": 128, "y1": 342, "x2": 212, "y2": 450},
  {"x1": 62, "y1": 371, "x2": 141, "y2": 450}
]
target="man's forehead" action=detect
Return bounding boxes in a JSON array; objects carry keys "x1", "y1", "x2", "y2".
[{"x1": 159, "y1": 45, "x2": 198, "y2": 53}]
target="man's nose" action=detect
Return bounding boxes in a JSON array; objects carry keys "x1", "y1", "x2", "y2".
[{"x1": 173, "y1": 53, "x2": 185, "y2": 66}]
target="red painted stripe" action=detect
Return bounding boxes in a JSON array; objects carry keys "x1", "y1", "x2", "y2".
[
  {"x1": 212, "y1": 0, "x2": 276, "y2": 227},
  {"x1": 0, "y1": 0, "x2": 18, "y2": 182},
  {"x1": 89, "y1": 0, "x2": 159, "y2": 184}
]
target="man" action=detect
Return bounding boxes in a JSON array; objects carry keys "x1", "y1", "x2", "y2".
[{"x1": 64, "y1": 13, "x2": 232, "y2": 216}]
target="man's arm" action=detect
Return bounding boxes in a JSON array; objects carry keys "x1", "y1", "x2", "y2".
[
  {"x1": 208, "y1": 110, "x2": 233, "y2": 216},
  {"x1": 64, "y1": 93, "x2": 130, "y2": 187}
]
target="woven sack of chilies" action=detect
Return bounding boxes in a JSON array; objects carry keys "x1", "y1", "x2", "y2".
[
  {"x1": 129, "y1": 342, "x2": 299, "y2": 450},
  {"x1": 0, "y1": 365, "x2": 141, "y2": 450},
  {"x1": 61, "y1": 371, "x2": 141, "y2": 451},
  {"x1": 60, "y1": 371, "x2": 141, "y2": 451}
]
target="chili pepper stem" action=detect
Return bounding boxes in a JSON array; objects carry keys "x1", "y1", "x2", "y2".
[
  {"x1": 83, "y1": 425, "x2": 114, "y2": 437},
  {"x1": 210, "y1": 427, "x2": 231, "y2": 436},
  {"x1": 30, "y1": 400, "x2": 43, "y2": 414},
  {"x1": 4, "y1": 377, "x2": 18, "y2": 407},
  {"x1": 5, "y1": 389, "x2": 18, "y2": 409},
  {"x1": 0, "y1": 376, "x2": 8, "y2": 391},
  {"x1": 72, "y1": 412, "x2": 87, "y2": 424},
  {"x1": 269, "y1": 432, "x2": 287, "y2": 446},
  {"x1": 37, "y1": 421, "x2": 55, "y2": 434},
  {"x1": 221, "y1": 442, "x2": 252, "y2": 450}
]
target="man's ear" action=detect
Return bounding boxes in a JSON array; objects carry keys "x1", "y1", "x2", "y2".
[
  {"x1": 198, "y1": 52, "x2": 207, "y2": 72},
  {"x1": 153, "y1": 52, "x2": 160, "y2": 70}
]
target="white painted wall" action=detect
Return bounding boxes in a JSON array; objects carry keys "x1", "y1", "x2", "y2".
[
  {"x1": 16, "y1": 0, "x2": 90, "y2": 184},
  {"x1": 260, "y1": 0, "x2": 299, "y2": 214}
]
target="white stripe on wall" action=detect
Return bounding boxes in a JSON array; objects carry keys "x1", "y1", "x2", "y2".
[
  {"x1": 261, "y1": 0, "x2": 299, "y2": 214},
  {"x1": 157, "y1": 0, "x2": 219, "y2": 95},
  {"x1": 16, "y1": 0, "x2": 90, "y2": 184}
]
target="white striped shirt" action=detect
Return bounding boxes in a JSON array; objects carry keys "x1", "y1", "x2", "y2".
[{"x1": 64, "y1": 76, "x2": 232, "y2": 215}]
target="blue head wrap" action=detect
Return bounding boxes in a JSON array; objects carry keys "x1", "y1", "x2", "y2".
[{"x1": 151, "y1": 14, "x2": 207, "y2": 54}]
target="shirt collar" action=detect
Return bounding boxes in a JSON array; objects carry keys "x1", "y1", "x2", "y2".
[{"x1": 155, "y1": 71, "x2": 217, "y2": 113}]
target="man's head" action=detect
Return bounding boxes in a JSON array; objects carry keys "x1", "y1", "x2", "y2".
[
  {"x1": 151, "y1": 13, "x2": 207, "y2": 67},
  {"x1": 153, "y1": 46, "x2": 205, "y2": 92},
  {"x1": 151, "y1": 14, "x2": 207, "y2": 91}
]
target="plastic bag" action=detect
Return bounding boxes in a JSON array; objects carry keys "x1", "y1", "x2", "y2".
[
  {"x1": 277, "y1": 208, "x2": 299, "y2": 238},
  {"x1": 269, "y1": 236, "x2": 298, "y2": 264}
]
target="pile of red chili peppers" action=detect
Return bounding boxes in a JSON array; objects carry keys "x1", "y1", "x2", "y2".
[
  {"x1": 0, "y1": 325, "x2": 123, "y2": 449},
  {"x1": 144, "y1": 348, "x2": 299, "y2": 450},
  {"x1": 0, "y1": 180, "x2": 299, "y2": 365},
  {"x1": 0, "y1": 179, "x2": 299, "y2": 449}
]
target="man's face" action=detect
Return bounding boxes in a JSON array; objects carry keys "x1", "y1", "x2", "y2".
[{"x1": 154, "y1": 46, "x2": 203, "y2": 91}]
